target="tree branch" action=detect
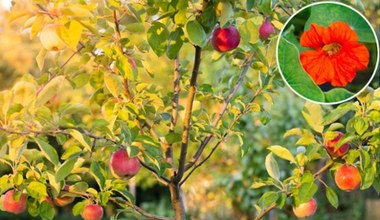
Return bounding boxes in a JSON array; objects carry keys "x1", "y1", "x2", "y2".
[
  {"x1": 185, "y1": 51, "x2": 255, "y2": 171},
  {"x1": 173, "y1": 46, "x2": 201, "y2": 184},
  {"x1": 166, "y1": 56, "x2": 181, "y2": 169}
]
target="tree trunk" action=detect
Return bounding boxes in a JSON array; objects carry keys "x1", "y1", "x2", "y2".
[{"x1": 169, "y1": 183, "x2": 185, "y2": 220}]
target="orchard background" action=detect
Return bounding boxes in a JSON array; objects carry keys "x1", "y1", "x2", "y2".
[{"x1": 0, "y1": 0, "x2": 379, "y2": 220}]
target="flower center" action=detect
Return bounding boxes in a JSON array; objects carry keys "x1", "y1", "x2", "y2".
[{"x1": 322, "y1": 42, "x2": 342, "y2": 56}]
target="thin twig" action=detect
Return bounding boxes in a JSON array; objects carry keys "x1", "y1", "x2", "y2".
[
  {"x1": 180, "y1": 88, "x2": 262, "y2": 185},
  {"x1": 255, "y1": 203, "x2": 277, "y2": 220},
  {"x1": 60, "y1": 44, "x2": 85, "y2": 68},
  {"x1": 110, "y1": 197, "x2": 173, "y2": 220},
  {"x1": 185, "y1": 51, "x2": 256, "y2": 171},
  {"x1": 255, "y1": 160, "x2": 335, "y2": 220},
  {"x1": 138, "y1": 159, "x2": 170, "y2": 185},
  {"x1": 173, "y1": 46, "x2": 202, "y2": 184}
]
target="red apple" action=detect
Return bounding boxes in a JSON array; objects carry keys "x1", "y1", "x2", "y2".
[
  {"x1": 292, "y1": 197, "x2": 317, "y2": 218},
  {"x1": 259, "y1": 20, "x2": 275, "y2": 40},
  {"x1": 110, "y1": 149, "x2": 141, "y2": 178},
  {"x1": 211, "y1": 26, "x2": 240, "y2": 52},
  {"x1": 81, "y1": 204, "x2": 104, "y2": 220},
  {"x1": 335, "y1": 165, "x2": 361, "y2": 191},
  {"x1": 325, "y1": 132, "x2": 349, "y2": 157},
  {"x1": 2, "y1": 190, "x2": 27, "y2": 214},
  {"x1": 40, "y1": 24, "x2": 66, "y2": 51}
]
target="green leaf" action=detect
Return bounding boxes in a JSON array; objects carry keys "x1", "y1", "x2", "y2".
[
  {"x1": 40, "y1": 201, "x2": 55, "y2": 220},
  {"x1": 354, "y1": 117, "x2": 369, "y2": 136},
  {"x1": 258, "y1": 191, "x2": 279, "y2": 209},
  {"x1": 61, "y1": 145, "x2": 82, "y2": 160},
  {"x1": 114, "y1": 188, "x2": 136, "y2": 204},
  {"x1": 219, "y1": 1, "x2": 234, "y2": 27},
  {"x1": 56, "y1": 157, "x2": 78, "y2": 182},
  {"x1": 67, "y1": 129, "x2": 92, "y2": 151},
  {"x1": 33, "y1": 138, "x2": 59, "y2": 166},
  {"x1": 265, "y1": 153, "x2": 280, "y2": 180},
  {"x1": 252, "y1": 182, "x2": 267, "y2": 189},
  {"x1": 305, "y1": 3, "x2": 376, "y2": 43},
  {"x1": 267, "y1": 145, "x2": 295, "y2": 163},
  {"x1": 239, "y1": 19, "x2": 259, "y2": 45},
  {"x1": 104, "y1": 73, "x2": 123, "y2": 98},
  {"x1": 359, "y1": 149, "x2": 371, "y2": 170},
  {"x1": 302, "y1": 102, "x2": 324, "y2": 133},
  {"x1": 72, "y1": 200, "x2": 88, "y2": 216},
  {"x1": 90, "y1": 162, "x2": 106, "y2": 190},
  {"x1": 36, "y1": 76, "x2": 66, "y2": 107},
  {"x1": 326, "y1": 186, "x2": 339, "y2": 209},
  {"x1": 299, "y1": 181, "x2": 318, "y2": 204},
  {"x1": 322, "y1": 103, "x2": 355, "y2": 125},
  {"x1": 165, "y1": 132, "x2": 182, "y2": 145},
  {"x1": 12, "y1": 81, "x2": 36, "y2": 107},
  {"x1": 278, "y1": 38, "x2": 324, "y2": 102},
  {"x1": 361, "y1": 163, "x2": 376, "y2": 190},
  {"x1": 324, "y1": 88, "x2": 354, "y2": 103},
  {"x1": 26, "y1": 181, "x2": 48, "y2": 199},
  {"x1": 116, "y1": 55, "x2": 134, "y2": 80},
  {"x1": 166, "y1": 27, "x2": 184, "y2": 59},
  {"x1": 147, "y1": 22, "x2": 169, "y2": 56},
  {"x1": 185, "y1": 20, "x2": 207, "y2": 47}
]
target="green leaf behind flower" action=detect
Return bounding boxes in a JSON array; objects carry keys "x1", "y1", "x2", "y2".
[
  {"x1": 305, "y1": 3, "x2": 376, "y2": 43},
  {"x1": 277, "y1": 38, "x2": 325, "y2": 102}
]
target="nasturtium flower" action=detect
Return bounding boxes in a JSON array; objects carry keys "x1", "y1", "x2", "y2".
[{"x1": 300, "y1": 21, "x2": 369, "y2": 87}]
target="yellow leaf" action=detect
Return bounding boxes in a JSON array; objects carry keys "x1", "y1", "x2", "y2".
[
  {"x1": 36, "y1": 48, "x2": 47, "y2": 70},
  {"x1": 69, "y1": 20, "x2": 83, "y2": 50},
  {"x1": 30, "y1": 15, "x2": 44, "y2": 40}
]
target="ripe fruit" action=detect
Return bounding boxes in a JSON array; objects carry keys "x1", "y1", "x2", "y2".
[
  {"x1": 259, "y1": 20, "x2": 275, "y2": 40},
  {"x1": 81, "y1": 204, "x2": 104, "y2": 220},
  {"x1": 211, "y1": 26, "x2": 240, "y2": 52},
  {"x1": 325, "y1": 132, "x2": 349, "y2": 157},
  {"x1": 335, "y1": 165, "x2": 361, "y2": 191},
  {"x1": 40, "y1": 24, "x2": 66, "y2": 51},
  {"x1": 110, "y1": 149, "x2": 141, "y2": 178},
  {"x1": 292, "y1": 197, "x2": 317, "y2": 218},
  {"x1": 53, "y1": 196, "x2": 75, "y2": 207},
  {"x1": 2, "y1": 190, "x2": 27, "y2": 214}
]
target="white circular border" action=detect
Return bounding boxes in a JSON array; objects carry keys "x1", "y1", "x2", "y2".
[{"x1": 276, "y1": 1, "x2": 380, "y2": 105}]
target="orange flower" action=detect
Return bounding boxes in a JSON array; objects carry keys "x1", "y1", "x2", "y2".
[{"x1": 300, "y1": 21, "x2": 369, "y2": 87}]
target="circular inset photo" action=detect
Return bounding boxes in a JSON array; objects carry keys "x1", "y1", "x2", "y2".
[{"x1": 276, "y1": 1, "x2": 379, "y2": 104}]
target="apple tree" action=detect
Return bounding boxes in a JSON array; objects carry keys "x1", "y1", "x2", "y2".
[
  {"x1": 0, "y1": 0, "x2": 378, "y2": 220},
  {"x1": 0, "y1": 0, "x2": 285, "y2": 219}
]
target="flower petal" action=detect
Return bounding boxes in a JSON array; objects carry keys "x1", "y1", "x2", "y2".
[
  {"x1": 324, "y1": 21, "x2": 358, "y2": 45},
  {"x1": 329, "y1": 57, "x2": 357, "y2": 87},
  {"x1": 341, "y1": 42, "x2": 370, "y2": 70},
  {"x1": 300, "y1": 50, "x2": 333, "y2": 85},
  {"x1": 300, "y1": 23, "x2": 326, "y2": 50}
]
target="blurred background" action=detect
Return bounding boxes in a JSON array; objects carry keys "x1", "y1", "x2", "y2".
[{"x1": 0, "y1": 0, "x2": 379, "y2": 219}]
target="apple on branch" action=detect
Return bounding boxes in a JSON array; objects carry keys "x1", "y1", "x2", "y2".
[
  {"x1": 335, "y1": 165, "x2": 361, "y2": 191},
  {"x1": 259, "y1": 20, "x2": 275, "y2": 40},
  {"x1": 2, "y1": 189, "x2": 27, "y2": 215},
  {"x1": 110, "y1": 149, "x2": 141, "y2": 179},
  {"x1": 211, "y1": 25, "x2": 240, "y2": 52},
  {"x1": 81, "y1": 204, "x2": 104, "y2": 220},
  {"x1": 292, "y1": 197, "x2": 317, "y2": 219},
  {"x1": 40, "y1": 24, "x2": 66, "y2": 51},
  {"x1": 325, "y1": 132, "x2": 349, "y2": 158}
]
